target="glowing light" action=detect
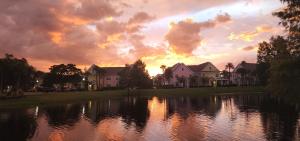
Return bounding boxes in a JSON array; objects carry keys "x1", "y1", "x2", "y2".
[
  {"x1": 82, "y1": 106, "x2": 85, "y2": 115},
  {"x1": 49, "y1": 32, "x2": 62, "y2": 44},
  {"x1": 55, "y1": 13, "x2": 90, "y2": 25},
  {"x1": 35, "y1": 106, "x2": 39, "y2": 117},
  {"x1": 106, "y1": 16, "x2": 114, "y2": 21}
]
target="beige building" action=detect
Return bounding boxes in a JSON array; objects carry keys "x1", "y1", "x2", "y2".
[
  {"x1": 165, "y1": 62, "x2": 220, "y2": 88},
  {"x1": 87, "y1": 64, "x2": 124, "y2": 90}
]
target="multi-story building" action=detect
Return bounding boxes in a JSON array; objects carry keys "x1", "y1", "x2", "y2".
[
  {"x1": 232, "y1": 61, "x2": 258, "y2": 86},
  {"x1": 165, "y1": 62, "x2": 220, "y2": 88},
  {"x1": 87, "y1": 64, "x2": 124, "y2": 90}
]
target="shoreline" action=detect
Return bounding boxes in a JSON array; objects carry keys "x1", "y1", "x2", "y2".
[{"x1": 0, "y1": 87, "x2": 265, "y2": 108}]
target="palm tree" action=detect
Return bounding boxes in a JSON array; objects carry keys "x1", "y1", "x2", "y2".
[
  {"x1": 160, "y1": 65, "x2": 166, "y2": 73},
  {"x1": 160, "y1": 65, "x2": 166, "y2": 85},
  {"x1": 225, "y1": 63, "x2": 234, "y2": 84}
]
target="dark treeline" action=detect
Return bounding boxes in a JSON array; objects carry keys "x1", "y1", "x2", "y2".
[
  {"x1": 42, "y1": 64, "x2": 83, "y2": 91},
  {"x1": 256, "y1": 0, "x2": 300, "y2": 96},
  {"x1": 0, "y1": 54, "x2": 37, "y2": 96},
  {"x1": 0, "y1": 54, "x2": 152, "y2": 94}
]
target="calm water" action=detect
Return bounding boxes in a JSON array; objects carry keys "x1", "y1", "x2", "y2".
[{"x1": 0, "y1": 95, "x2": 299, "y2": 141}]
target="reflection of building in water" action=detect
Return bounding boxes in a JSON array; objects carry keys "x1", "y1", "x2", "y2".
[
  {"x1": 0, "y1": 95, "x2": 299, "y2": 141},
  {"x1": 165, "y1": 96, "x2": 222, "y2": 119}
]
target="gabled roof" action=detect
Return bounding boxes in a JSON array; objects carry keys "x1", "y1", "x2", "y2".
[
  {"x1": 102, "y1": 67, "x2": 124, "y2": 75},
  {"x1": 87, "y1": 64, "x2": 124, "y2": 75},
  {"x1": 234, "y1": 62, "x2": 257, "y2": 72},
  {"x1": 187, "y1": 62, "x2": 219, "y2": 72}
]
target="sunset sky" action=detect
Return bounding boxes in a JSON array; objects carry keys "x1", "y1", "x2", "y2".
[{"x1": 0, "y1": 0, "x2": 284, "y2": 76}]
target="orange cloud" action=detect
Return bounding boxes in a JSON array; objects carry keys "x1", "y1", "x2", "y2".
[
  {"x1": 128, "y1": 12, "x2": 155, "y2": 24},
  {"x1": 49, "y1": 32, "x2": 63, "y2": 44},
  {"x1": 228, "y1": 25, "x2": 273, "y2": 42},
  {"x1": 165, "y1": 13, "x2": 231, "y2": 55}
]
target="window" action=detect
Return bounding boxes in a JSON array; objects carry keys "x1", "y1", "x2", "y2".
[
  {"x1": 182, "y1": 68, "x2": 184, "y2": 71},
  {"x1": 209, "y1": 67, "x2": 212, "y2": 70},
  {"x1": 106, "y1": 77, "x2": 111, "y2": 80},
  {"x1": 216, "y1": 74, "x2": 219, "y2": 77}
]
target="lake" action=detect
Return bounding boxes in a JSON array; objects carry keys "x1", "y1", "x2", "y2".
[{"x1": 0, "y1": 95, "x2": 299, "y2": 141}]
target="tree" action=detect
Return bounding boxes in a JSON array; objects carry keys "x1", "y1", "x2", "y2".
[
  {"x1": 118, "y1": 60, "x2": 152, "y2": 89},
  {"x1": 225, "y1": 63, "x2": 234, "y2": 84},
  {"x1": 189, "y1": 75, "x2": 198, "y2": 87},
  {"x1": 176, "y1": 75, "x2": 186, "y2": 87},
  {"x1": 257, "y1": 0, "x2": 300, "y2": 96},
  {"x1": 153, "y1": 75, "x2": 163, "y2": 87},
  {"x1": 160, "y1": 65, "x2": 166, "y2": 85},
  {"x1": 164, "y1": 68, "x2": 173, "y2": 84},
  {"x1": 273, "y1": 0, "x2": 300, "y2": 56},
  {"x1": 221, "y1": 70, "x2": 230, "y2": 79},
  {"x1": 257, "y1": 37, "x2": 290, "y2": 85},
  {"x1": 236, "y1": 68, "x2": 248, "y2": 86},
  {"x1": 43, "y1": 64, "x2": 82, "y2": 90},
  {"x1": 0, "y1": 54, "x2": 36, "y2": 96},
  {"x1": 160, "y1": 65, "x2": 166, "y2": 73}
]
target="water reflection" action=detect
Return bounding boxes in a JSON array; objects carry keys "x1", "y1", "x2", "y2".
[{"x1": 0, "y1": 95, "x2": 299, "y2": 141}]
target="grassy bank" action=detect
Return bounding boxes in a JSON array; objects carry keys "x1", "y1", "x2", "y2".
[{"x1": 0, "y1": 87, "x2": 264, "y2": 108}]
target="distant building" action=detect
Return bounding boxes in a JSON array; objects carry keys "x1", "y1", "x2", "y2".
[
  {"x1": 232, "y1": 61, "x2": 258, "y2": 86},
  {"x1": 163, "y1": 62, "x2": 220, "y2": 88},
  {"x1": 87, "y1": 64, "x2": 124, "y2": 90}
]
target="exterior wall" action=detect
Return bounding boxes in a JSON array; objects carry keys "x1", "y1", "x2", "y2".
[
  {"x1": 232, "y1": 63, "x2": 258, "y2": 86},
  {"x1": 100, "y1": 75, "x2": 120, "y2": 87},
  {"x1": 169, "y1": 63, "x2": 194, "y2": 88},
  {"x1": 197, "y1": 64, "x2": 220, "y2": 86},
  {"x1": 87, "y1": 67, "x2": 120, "y2": 90}
]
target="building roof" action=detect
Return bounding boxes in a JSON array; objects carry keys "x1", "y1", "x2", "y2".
[
  {"x1": 187, "y1": 62, "x2": 220, "y2": 73},
  {"x1": 234, "y1": 62, "x2": 257, "y2": 72},
  {"x1": 187, "y1": 62, "x2": 211, "y2": 72},
  {"x1": 88, "y1": 64, "x2": 124, "y2": 75},
  {"x1": 102, "y1": 67, "x2": 125, "y2": 75}
]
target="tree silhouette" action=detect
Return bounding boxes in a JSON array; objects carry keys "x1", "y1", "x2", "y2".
[{"x1": 225, "y1": 63, "x2": 234, "y2": 84}]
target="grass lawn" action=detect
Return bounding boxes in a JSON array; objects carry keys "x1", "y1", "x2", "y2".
[{"x1": 0, "y1": 87, "x2": 265, "y2": 108}]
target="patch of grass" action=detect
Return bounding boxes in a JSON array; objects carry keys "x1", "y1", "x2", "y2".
[{"x1": 0, "y1": 87, "x2": 265, "y2": 108}]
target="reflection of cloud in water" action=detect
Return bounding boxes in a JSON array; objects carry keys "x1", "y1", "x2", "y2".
[{"x1": 0, "y1": 95, "x2": 299, "y2": 141}]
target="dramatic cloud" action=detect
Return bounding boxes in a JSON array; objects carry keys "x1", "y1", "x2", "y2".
[
  {"x1": 228, "y1": 25, "x2": 274, "y2": 42},
  {"x1": 165, "y1": 13, "x2": 231, "y2": 55},
  {"x1": 0, "y1": 0, "x2": 283, "y2": 75},
  {"x1": 0, "y1": 0, "x2": 121, "y2": 65},
  {"x1": 128, "y1": 12, "x2": 155, "y2": 24}
]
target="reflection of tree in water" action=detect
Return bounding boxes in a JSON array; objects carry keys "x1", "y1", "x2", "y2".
[
  {"x1": 84, "y1": 98, "x2": 121, "y2": 125},
  {"x1": 119, "y1": 97, "x2": 150, "y2": 131},
  {"x1": 44, "y1": 104, "x2": 81, "y2": 128},
  {"x1": 0, "y1": 110, "x2": 37, "y2": 141},
  {"x1": 233, "y1": 95, "x2": 300, "y2": 141},
  {"x1": 166, "y1": 96, "x2": 222, "y2": 119},
  {"x1": 83, "y1": 97, "x2": 150, "y2": 131}
]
